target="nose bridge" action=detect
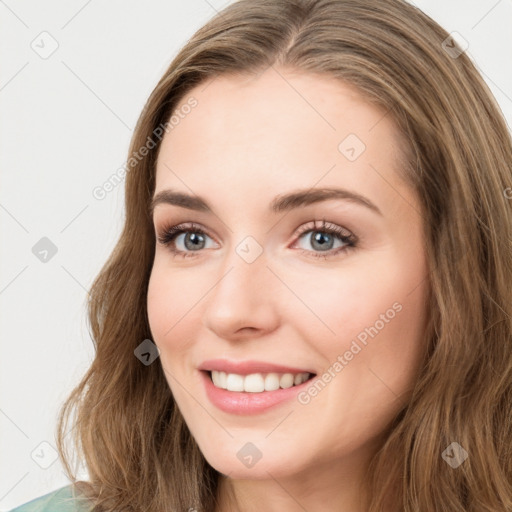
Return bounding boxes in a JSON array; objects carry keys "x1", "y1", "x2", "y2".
[
  {"x1": 202, "y1": 234, "x2": 278, "y2": 336},
  {"x1": 213, "y1": 235, "x2": 268, "y2": 305}
]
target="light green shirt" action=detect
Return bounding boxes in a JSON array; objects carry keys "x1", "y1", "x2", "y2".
[{"x1": 8, "y1": 485, "x2": 94, "y2": 512}]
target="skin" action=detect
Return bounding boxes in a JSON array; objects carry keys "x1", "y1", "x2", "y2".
[{"x1": 147, "y1": 67, "x2": 430, "y2": 512}]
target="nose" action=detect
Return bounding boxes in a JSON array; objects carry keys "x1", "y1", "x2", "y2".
[{"x1": 202, "y1": 243, "x2": 280, "y2": 341}]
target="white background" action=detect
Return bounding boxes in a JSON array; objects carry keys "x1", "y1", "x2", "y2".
[{"x1": 1, "y1": 0, "x2": 511, "y2": 509}]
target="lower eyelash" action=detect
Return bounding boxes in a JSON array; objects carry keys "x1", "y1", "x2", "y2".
[{"x1": 297, "y1": 243, "x2": 355, "y2": 260}]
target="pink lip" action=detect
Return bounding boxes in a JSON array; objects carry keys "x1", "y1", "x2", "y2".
[
  {"x1": 198, "y1": 358, "x2": 315, "y2": 376},
  {"x1": 199, "y1": 369, "x2": 314, "y2": 415}
]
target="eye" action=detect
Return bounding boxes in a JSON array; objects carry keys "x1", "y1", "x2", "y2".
[
  {"x1": 291, "y1": 219, "x2": 357, "y2": 260},
  {"x1": 156, "y1": 219, "x2": 357, "y2": 260},
  {"x1": 156, "y1": 222, "x2": 217, "y2": 259}
]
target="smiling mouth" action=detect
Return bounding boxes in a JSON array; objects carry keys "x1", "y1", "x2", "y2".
[{"x1": 204, "y1": 370, "x2": 316, "y2": 393}]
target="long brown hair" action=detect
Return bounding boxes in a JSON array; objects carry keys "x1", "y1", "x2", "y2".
[{"x1": 56, "y1": 0, "x2": 512, "y2": 510}]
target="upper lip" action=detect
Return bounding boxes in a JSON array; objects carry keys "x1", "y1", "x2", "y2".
[{"x1": 198, "y1": 359, "x2": 316, "y2": 376}]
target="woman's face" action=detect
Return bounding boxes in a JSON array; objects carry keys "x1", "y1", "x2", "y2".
[{"x1": 147, "y1": 68, "x2": 429, "y2": 483}]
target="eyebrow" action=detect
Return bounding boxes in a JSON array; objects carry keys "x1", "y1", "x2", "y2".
[{"x1": 149, "y1": 187, "x2": 382, "y2": 217}]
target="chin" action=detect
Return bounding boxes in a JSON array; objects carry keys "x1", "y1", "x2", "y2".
[{"x1": 198, "y1": 440, "x2": 305, "y2": 480}]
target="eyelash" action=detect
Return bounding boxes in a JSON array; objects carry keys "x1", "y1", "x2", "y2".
[{"x1": 156, "y1": 219, "x2": 357, "y2": 260}]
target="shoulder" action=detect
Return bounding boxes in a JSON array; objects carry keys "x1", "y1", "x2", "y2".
[{"x1": 8, "y1": 485, "x2": 94, "y2": 512}]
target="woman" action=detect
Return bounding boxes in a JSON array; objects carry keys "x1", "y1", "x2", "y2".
[{"x1": 10, "y1": 0, "x2": 512, "y2": 510}]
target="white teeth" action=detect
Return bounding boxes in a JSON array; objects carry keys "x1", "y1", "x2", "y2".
[
  {"x1": 210, "y1": 371, "x2": 311, "y2": 392},
  {"x1": 264, "y1": 373, "x2": 281, "y2": 391},
  {"x1": 225, "y1": 373, "x2": 244, "y2": 392},
  {"x1": 280, "y1": 373, "x2": 294, "y2": 389},
  {"x1": 244, "y1": 373, "x2": 265, "y2": 392}
]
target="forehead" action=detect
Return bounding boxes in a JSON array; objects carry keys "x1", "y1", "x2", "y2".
[{"x1": 154, "y1": 68, "x2": 409, "y2": 212}]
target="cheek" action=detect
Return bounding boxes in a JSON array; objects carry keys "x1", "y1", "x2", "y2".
[
  {"x1": 146, "y1": 264, "x2": 205, "y2": 406},
  {"x1": 285, "y1": 253, "x2": 428, "y2": 454},
  {"x1": 146, "y1": 261, "x2": 205, "y2": 356},
  {"x1": 285, "y1": 251, "x2": 428, "y2": 372}
]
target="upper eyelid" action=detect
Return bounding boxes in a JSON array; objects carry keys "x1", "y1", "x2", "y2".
[{"x1": 156, "y1": 220, "x2": 355, "y2": 246}]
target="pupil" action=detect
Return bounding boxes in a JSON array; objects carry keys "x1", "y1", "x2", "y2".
[
  {"x1": 185, "y1": 232, "x2": 204, "y2": 250},
  {"x1": 312, "y1": 231, "x2": 333, "y2": 251}
]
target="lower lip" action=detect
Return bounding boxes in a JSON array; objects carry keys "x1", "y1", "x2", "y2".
[{"x1": 200, "y1": 370, "x2": 315, "y2": 415}]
